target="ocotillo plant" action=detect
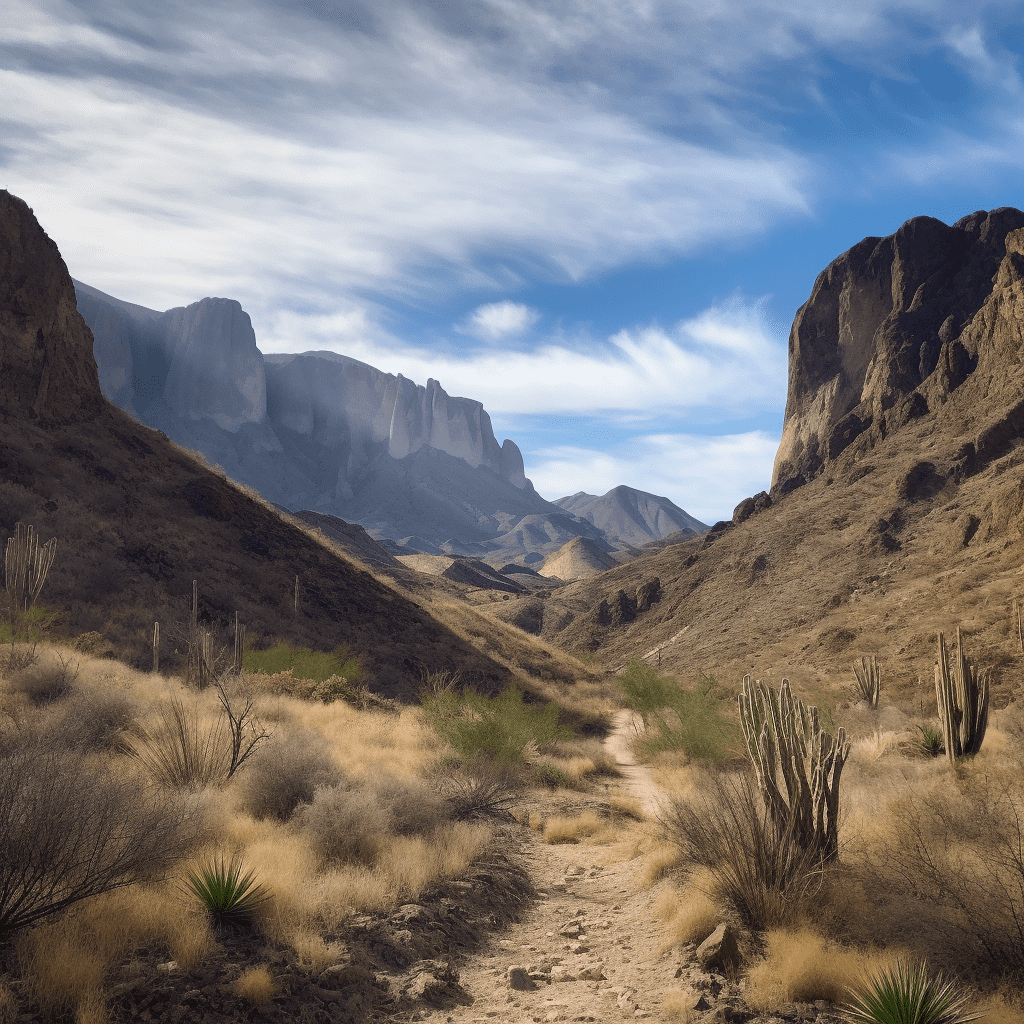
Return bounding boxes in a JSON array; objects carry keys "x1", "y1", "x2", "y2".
[
  {"x1": 4, "y1": 523, "x2": 57, "y2": 625},
  {"x1": 853, "y1": 655, "x2": 880, "y2": 708},
  {"x1": 935, "y1": 628, "x2": 989, "y2": 764},
  {"x1": 738, "y1": 676, "x2": 850, "y2": 864}
]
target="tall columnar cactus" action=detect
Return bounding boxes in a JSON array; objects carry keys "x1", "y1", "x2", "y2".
[
  {"x1": 738, "y1": 676, "x2": 850, "y2": 864},
  {"x1": 4, "y1": 523, "x2": 57, "y2": 623},
  {"x1": 934, "y1": 628, "x2": 989, "y2": 764},
  {"x1": 853, "y1": 656, "x2": 880, "y2": 708}
]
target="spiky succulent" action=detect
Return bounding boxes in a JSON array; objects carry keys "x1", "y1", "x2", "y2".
[
  {"x1": 841, "y1": 959, "x2": 985, "y2": 1024},
  {"x1": 182, "y1": 853, "x2": 269, "y2": 930}
]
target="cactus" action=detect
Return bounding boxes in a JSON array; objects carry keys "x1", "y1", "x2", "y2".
[
  {"x1": 153, "y1": 621, "x2": 160, "y2": 674},
  {"x1": 934, "y1": 629, "x2": 989, "y2": 764},
  {"x1": 738, "y1": 676, "x2": 850, "y2": 864},
  {"x1": 853, "y1": 656, "x2": 880, "y2": 708},
  {"x1": 4, "y1": 523, "x2": 57, "y2": 623}
]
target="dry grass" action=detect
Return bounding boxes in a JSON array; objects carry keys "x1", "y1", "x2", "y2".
[
  {"x1": 640, "y1": 843, "x2": 682, "y2": 887},
  {"x1": 543, "y1": 810, "x2": 605, "y2": 844},
  {"x1": 233, "y1": 966, "x2": 276, "y2": 1005},
  {"x1": 744, "y1": 927, "x2": 899, "y2": 1010},
  {"x1": 661, "y1": 989, "x2": 698, "y2": 1022},
  {"x1": 653, "y1": 869, "x2": 720, "y2": 951},
  {"x1": 0, "y1": 636, "x2": 505, "y2": 1017}
]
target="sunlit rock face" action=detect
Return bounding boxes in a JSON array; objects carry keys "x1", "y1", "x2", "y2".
[
  {"x1": 161, "y1": 298, "x2": 267, "y2": 432},
  {"x1": 262, "y1": 352, "x2": 526, "y2": 489},
  {"x1": 773, "y1": 207, "x2": 1024, "y2": 494}
]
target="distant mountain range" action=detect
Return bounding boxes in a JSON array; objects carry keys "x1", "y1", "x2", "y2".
[{"x1": 74, "y1": 279, "x2": 707, "y2": 561}]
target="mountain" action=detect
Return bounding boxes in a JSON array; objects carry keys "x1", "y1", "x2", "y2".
[
  {"x1": 528, "y1": 207, "x2": 1024, "y2": 709},
  {"x1": 539, "y1": 537, "x2": 621, "y2": 582},
  {"x1": 0, "y1": 188, "x2": 581, "y2": 700},
  {"x1": 73, "y1": 280, "x2": 617, "y2": 560},
  {"x1": 554, "y1": 486, "x2": 706, "y2": 548}
]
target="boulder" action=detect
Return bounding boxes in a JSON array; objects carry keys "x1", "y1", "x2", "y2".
[{"x1": 695, "y1": 923, "x2": 742, "y2": 974}]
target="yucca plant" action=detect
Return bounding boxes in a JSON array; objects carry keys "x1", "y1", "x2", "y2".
[
  {"x1": 916, "y1": 724, "x2": 944, "y2": 758},
  {"x1": 841, "y1": 959, "x2": 985, "y2": 1024},
  {"x1": 182, "y1": 853, "x2": 269, "y2": 930}
]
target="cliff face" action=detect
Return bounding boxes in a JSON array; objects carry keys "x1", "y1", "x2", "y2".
[
  {"x1": 773, "y1": 207, "x2": 1024, "y2": 493},
  {"x1": 0, "y1": 191, "x2": 106, "y2": 425},
  {"x1": 74, "y1": 281, "x2": 557, "y2": 553}
]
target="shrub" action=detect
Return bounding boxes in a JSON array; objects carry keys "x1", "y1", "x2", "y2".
[
  {"x1": 660, "y1": 769, "x2": 824, "y2": 930},
  {"x1": 620, "y1": 661, "x2": 741, "y2": 764},
  {"x1": 421, "y1": 685, "x2": 572, "y2": 766},
  {"x1": 234, "y1": 966, "x2": 276, "y2": 1005},
  {"x1": 236, "y1": 731, "x2": 344, "y2": 820},
  {"x1": 298, "y1": 784, "x2": 392, "y2": 867},
  {"x1": 368, "y1": 771, "x2": 448, "y2": 835},
  {"x1": 42, "y1": 686, "x2": 139, "y2": 751},
  {"x1": 439, "y1": 768, "x2": 519, "y2": 821},
  {"x1": 182, "y1": 853, "x2": 269, "y2": 931},
  {"x1": 840, "y1": 959, "x2": 986, "y2": 1024},
  {"x1": 243, "y1": 639, "x2": 361, "y2": 685},
  {"x1": 0, "y1": 742, "x2": 203, "y2": 935},
  {"x1": 7, "y1": 652, "x2": 79, "y2": 704}
]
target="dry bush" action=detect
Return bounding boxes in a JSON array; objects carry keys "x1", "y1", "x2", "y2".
[
  {"x1": 543, "y1": 809, "x2": 604, "y2": 844},
  {"x1": 5, "y1": 651, "x2": 79, "y2": 704},
  {"x1": 40, "y1": 684, "x2": 138, "y2": 751},
  {"x1": 297, "y1": 784, "x2": 393, "y2": 867},
  {"x1": 744, "y1": 927, "x2": 897, "y2": 1010},
  {"x1": 856, "y1": 767, "x2": 1024, "y2": 982},
  {"x1": 437, "y1": 767, "x2": 519, "y2": 821},
  {"x1": 368, "y1": 770, "x2": 449, "y2": 835},
  {"x1": 660, "y1": 769, "x2": 825, "y2": 930},
  {"x1": 236, "y1": 730, "x2": 344, "y2": 820},
  {"x1": 17, "y1": 925, "x2": 106, "y2": 1017},
  {"x1": 0, "y1": 742, "x2": 204, "y2": 935},
  {"x1": 234, "y1": 966, "x2": 276, "y2": 1005}
]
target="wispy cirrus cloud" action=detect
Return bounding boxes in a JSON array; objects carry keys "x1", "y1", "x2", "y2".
[
  {"x1": 262, "y1": 294, "x2": 786, "y2": 418},
  {"x1": 460, "y1": 301, "x2": 540, "y2": 342}
]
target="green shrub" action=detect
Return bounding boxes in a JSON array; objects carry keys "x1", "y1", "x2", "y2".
[
  {"x1": 182, "y1": 853, "x2": 269, "y2": 931},
  {"x1": 421, "y1": 685, "x2": 572, "y2": 766},
  {"x1": 840, "y1": 959, "x2": 985, "y2": 1024},
  {"x1": 242, "y1": 638, "x2": 361, "y2": 685},
  {"x1": 533, "y1": 762, "x2": 572, "y2": 789},
  {"x1": 619, "y1": 660, "x2": 741, "y2": 764}
]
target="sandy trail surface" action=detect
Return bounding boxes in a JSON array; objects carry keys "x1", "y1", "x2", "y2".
[{"x1": 408, "y1": 710, "x2": 685, "y2": 1023}]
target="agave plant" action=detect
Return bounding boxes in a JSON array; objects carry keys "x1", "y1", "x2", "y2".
[
  {"x1": 916, "y1": 725, "x2": 945, "y2": 758},
  {"x1": 841, "y1": 959, "x2": 985, "y2": 1024},
  {"x1": 182, "y1": 853, "x2": 270, "y2": 930}
]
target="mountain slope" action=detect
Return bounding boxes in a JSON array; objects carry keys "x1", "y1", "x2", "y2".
[
  {"x1": 555, "y1": 486, "x2": 706, "y2": 548},
  {"x1": 0, "y1": 189, "x2": 547, "y2": 699},
  {"x1": 534, "y1": 208, "x2": 1024, "y2": 712}
]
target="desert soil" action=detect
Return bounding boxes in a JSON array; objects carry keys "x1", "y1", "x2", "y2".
[{"x1": 406, "y1": 709, "x2": 681, "y2": 1023}]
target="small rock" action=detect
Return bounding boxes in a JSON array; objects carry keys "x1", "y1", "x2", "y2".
[
  {"x1": 551, "y1": 967, "x2": 576, "y2": 983},
  {"x1": 319, "y1": 964, "x2": 372, "y2": 987},
  {"x1": 577, "y1": 964, "x2": 605, "y2": 981},
  {"x1": 617, "y1": 989, "x2": 638, "y2": 1012},
  {"x1": 507, "y1": 966, "x2": 535, "y2": 991},
  {"x1": 569, "y1": 941, "x2": 590, "y2": 954},
  {"x1": 696, "y1": 924, "x2": 742, "y2": 974}
]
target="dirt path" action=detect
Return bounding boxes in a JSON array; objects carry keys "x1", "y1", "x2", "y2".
[{"x1": 408, "y1": 710, "x2": 685, "y2": 1023}]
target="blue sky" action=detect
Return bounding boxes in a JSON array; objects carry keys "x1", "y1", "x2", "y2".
[{"x1": 2, "y1": 1, "x2": 1024, "y2": 523}]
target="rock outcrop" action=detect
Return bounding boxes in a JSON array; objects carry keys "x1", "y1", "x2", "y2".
[
  {"x1": 773, "y1": 207, "x2": 1024, "y2": 493},
  {"x1": 0, "y1": 191, "x2": 106, "y2": 425}
]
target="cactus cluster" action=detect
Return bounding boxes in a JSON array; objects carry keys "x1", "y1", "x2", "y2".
[
  {"x1": 853, "y1": 655, "x2": 880, "y2": 708},
  {"x1": 738, "y1": 676, "x2": 850, "y2": 864},
  {"x1": 4, "y1": 523, "x2": 56, "y2": 624},
  {"x1": 934, "y1": 628, "x2": 989, "y2": 765}
]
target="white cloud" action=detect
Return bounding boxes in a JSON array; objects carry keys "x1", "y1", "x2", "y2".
[
  {"x1": 261, "y1": 295, "x2": 787, "y2": 419},
  {"x1": 527, "y1": 430, "x2": 781, "y2": 524},
  {"x1": 462, "y1": 301, "x2": 540, "y2": 342}
]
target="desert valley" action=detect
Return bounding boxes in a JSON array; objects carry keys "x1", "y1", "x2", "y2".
[{"x1": 5, "y1": 186, "x2": 1024, "y2": 1024}]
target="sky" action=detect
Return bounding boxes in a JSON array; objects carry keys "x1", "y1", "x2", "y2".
[{"x1": 3, "y1": 2, "x2": 1024, "y2": 524}]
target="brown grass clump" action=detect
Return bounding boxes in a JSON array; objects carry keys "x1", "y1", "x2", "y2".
[
  {"x1": 233, "y1": 966, "x2": 276, "y2": 1006},
  {"x1": 654, "y1": 870, "x2": 720, "y2": 951},
  {"x1": 640, "y1": 843, "x2": 683, "y2": 887},
  {"x1": 543, "y1": 809, "x2": 604, "y2": 844},
  {"x1": 744, "y1": 927, "x2": 897, "y2": 1009},
  {"x1": 661, "y1": 989, "x2": 700, "y2": 1022}
]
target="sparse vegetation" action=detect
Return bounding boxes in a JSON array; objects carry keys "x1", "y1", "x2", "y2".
[
  {"x1": 182, "y1": 853, "x2": 270, "y2": 930},
  {"x1": 840, "y1": 959, "x2": 986, "y2": 1024},
  {"x1": 619, "y1": 660, "x2": 741, "y2": 764},
  {"x1": 854, "y1": 656, "x2": 881, "y2": 708},
  {"x1": 243, "y1": 636, "x2": 361, "y2": 685},
  {"x1": 935, "y1": 629, "x2": 990, "y2": 764}
]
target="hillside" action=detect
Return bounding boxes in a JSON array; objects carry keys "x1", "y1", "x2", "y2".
[
  {"x1": 530, "y1": 208, "x2": 1024, "y2": 713},
  {"x1": 0, "y1": 189, "x2": 606, "y2": 704}
]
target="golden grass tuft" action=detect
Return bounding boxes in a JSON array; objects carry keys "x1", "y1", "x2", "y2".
[
  {"x1": 234, "y1": 966, "x2": 277, "y2": 1006},
  {"x1": 640, "y1": 842, "x2": 682, "y2": 887},
  {"x1": 654, "y1": 868, "x2": 721, "y2": 951},
  {"x1": 543, "y1": 810, "x2": 604, "y2": 844},
  {"x1": 744, "y1": 927, "x2": 899, "y2": 1010},
  {"x1": 661, "y1": 989, "x2": 698, "y2": 1022}
]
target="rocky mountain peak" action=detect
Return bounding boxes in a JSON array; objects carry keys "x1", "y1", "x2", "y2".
[
  {"x1": 772, "y1": 206, "x2": 1024, "y2": 493},
  {"x1": 0, "y1": 191, "x2": 106, "y2": 425}
]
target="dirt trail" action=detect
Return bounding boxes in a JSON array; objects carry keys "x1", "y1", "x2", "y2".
[
  {"x1": 603, "y1": 709, "x2": 664, "y2": 819},
  {"x1": 408, "y1": 710, "x2": 684, "y2": 1023}
]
